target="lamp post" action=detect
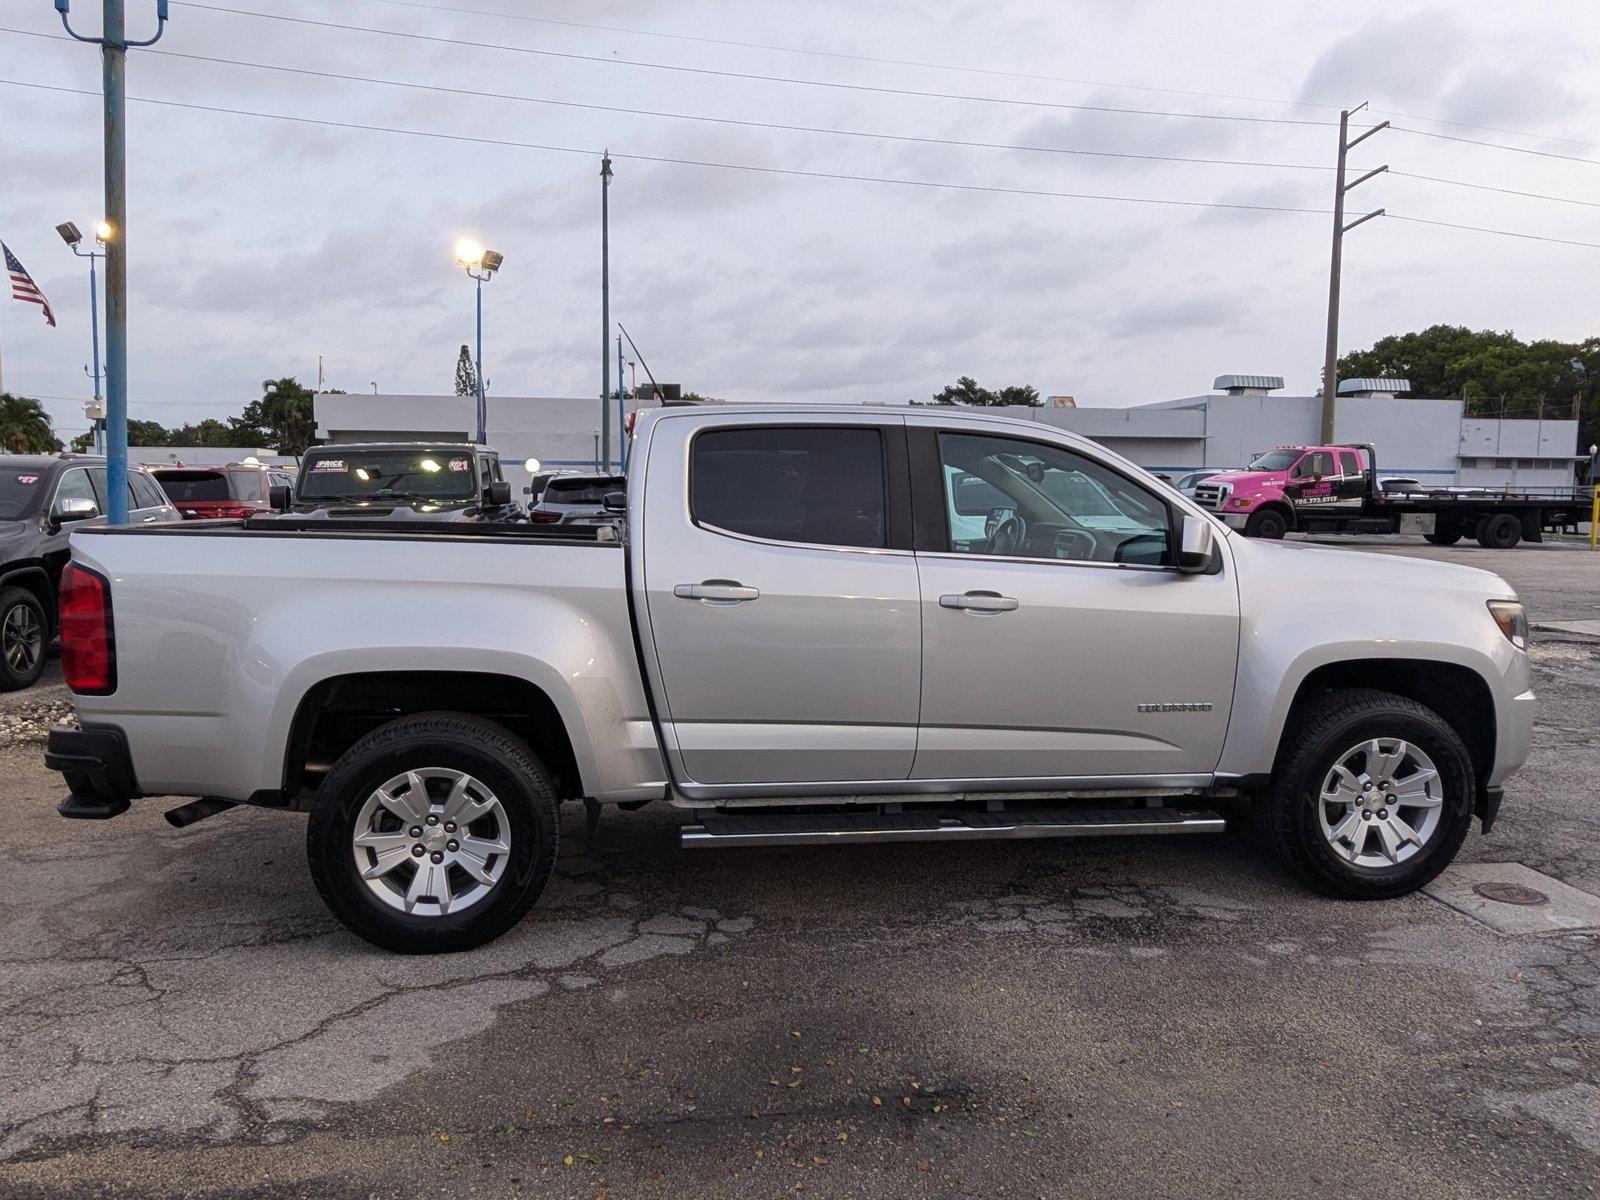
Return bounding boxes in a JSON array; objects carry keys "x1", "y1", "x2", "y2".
[
  {"x1": 57, "y1": 0, "x2": 171, "y2": 524},
  {"x1": 55, "y1": 219, "x2": 112, "y2": 454},
  {"x1": 455, "y1": 239, "x2": 503, "y2": 444},
  {"x1": 600, "y1": 151, "x2": 613, "y2": 472}
]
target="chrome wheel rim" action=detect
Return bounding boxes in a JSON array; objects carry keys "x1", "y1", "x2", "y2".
[
  {"x1": 2, "y1": 603, "x2": 42, "y2": 674},
  {"x1": 351, "y1": 768, "x2": 510, "y2": 917},
  {"x1": 1317, "y1": 737, "x2": 1443, "y2": 868}
]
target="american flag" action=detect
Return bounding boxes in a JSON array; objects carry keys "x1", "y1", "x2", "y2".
[{"x1": 4, "y1": 241, "x2": 55, "y2": 328}]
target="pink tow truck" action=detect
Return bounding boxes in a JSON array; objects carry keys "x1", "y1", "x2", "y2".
[{"x1": 1192, "y1": 443, "x2": 1586, "y2": 547}]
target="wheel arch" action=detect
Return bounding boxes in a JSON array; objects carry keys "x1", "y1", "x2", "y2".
[
  {"x1": 1248, "y1": 500, "x2": 1295, "y2": 533},
  {"x1": 0, "y1": 565, "x2": 55, "y2": 632},
  {"x1": 282, "y1": 670, "x2": 584, "y2": 804},
  {"x1": 1274, "y1": 658, "x2": 1496, "y2": 787}
]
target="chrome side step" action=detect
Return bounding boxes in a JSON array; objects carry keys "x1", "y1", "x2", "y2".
[{"x1": 680, "y1": 806, "x2": 1226, "y2": 850}]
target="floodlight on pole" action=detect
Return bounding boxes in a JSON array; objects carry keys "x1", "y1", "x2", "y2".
[
  {"x1": 95, "y1": 220, "x2": 113, "y2": 244},
  {"x1": 60, "y1": 216, "x2": 108, "y2": 454},
  {"x1": 457, "y1": 238, "x2": 503, "y2": 443}
]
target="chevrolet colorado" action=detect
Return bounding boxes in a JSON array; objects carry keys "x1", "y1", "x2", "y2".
[{"x1": 45, "y1": 406, "x2": 1534, "y2": 952}]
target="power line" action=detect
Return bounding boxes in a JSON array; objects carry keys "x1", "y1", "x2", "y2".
[
  {"x1": 17, "y1": 28, "x2": 1598, "y2": 212},
  {"x1": 0, "y1": 29, "x2": 1333, "y2": 176},
  {"x1": 1385, "y1": 213, "x2": 1600, "y2": 251},
  {"x1": 354, "y1": 0, "x2": 1600, "y2": 154},
  {"x1": 352, "y1": 0, "x2": 1343, "y2": 116},
  {"x1": 171, "y1": 2, "x2": 1345, "y2": 129},
  {"x1": 0, "y1": 77, "x2": 1333, "y2": 216},
  {"x1": 1391, "y1": 124, "x2": 1600, "y2": 167},
  {"x1": 8, "y1": 77, "x2": 1598, "y2": 250}
]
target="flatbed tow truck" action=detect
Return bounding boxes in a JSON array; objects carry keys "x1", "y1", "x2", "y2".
[{"x1": 1192, "y1": 443, "x2": 1589, "y2": 548}]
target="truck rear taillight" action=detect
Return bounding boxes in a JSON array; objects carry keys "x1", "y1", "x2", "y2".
[{"x1": 60, "y1": 563, "x2": 116, "y2": 695}]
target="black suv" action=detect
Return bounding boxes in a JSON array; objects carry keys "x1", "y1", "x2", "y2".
[
  {"x1": 280, "y1": 443, "x2": 518, "y2": 521},
  {"x1": 0, "y1": 454, "x2": 179, "y2": 690}
]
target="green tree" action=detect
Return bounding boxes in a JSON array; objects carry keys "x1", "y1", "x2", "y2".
[
  {"x1": 258, "y1": 377, "x2": 317, "y2": 455},
  {"x1": 454, "y1": 345, "x2": 478, "y2": 397},
  {"x1": 1338, "y1": 325, "x2": 1599, "y2": 454},
  {"x1": 928, "y1": 377, "x2": 1040, "y2": 407},
  {"x1": 167, "y1": 419, "x2": 236, "y2": 448},
  {"x1": 127, "y1": 418, "x2": 174, "y2": 446},
  {"x1": 70, "y1": 430, "x2": 95, "y2": 453},
  {"x1": 0, "y1": 394, "x2": 62, "y2": 453}
]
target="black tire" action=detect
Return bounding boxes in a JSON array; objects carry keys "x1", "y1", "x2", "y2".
[
  {"x1": 0, "y1": 586, "x2": 48, "y2": 692},
  {"x1": 307, "y1": 712, "x2": 559, "y2": 953},
  {"x1": 1476, "y1": 512, "x2": 1521, "y2": 549},
  {"x1": 1423, "y1": 524, "x2": 1463, "y2": 546},
  {"x1": 1245, "y1": 507, "x2": 1289, "y2": 539},
  {"x1": 1261, "y1": 688, "x2": 1475, "y2": 899}
]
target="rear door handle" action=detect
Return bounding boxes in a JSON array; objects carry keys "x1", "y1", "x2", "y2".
[
  {"x1": 674, "y1": 581, "x2": 760, "y2": 603},
  {"x1": 940, "y1": 590, "x2": 1018, "y2": 612},
  {"x1": 142, "y1": 516, "x2": 159, "y2": 524}
]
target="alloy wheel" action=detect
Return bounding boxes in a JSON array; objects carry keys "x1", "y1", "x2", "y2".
[
  {"x1": 2, "y1": 603, "x2": 42, "y2": 674},
  {"x1": 351, "y1": 767, "x2": 511, "y2": 917},
  {"x1": 1316, "y1": 737, "x2": 1444, "y2": 868}
]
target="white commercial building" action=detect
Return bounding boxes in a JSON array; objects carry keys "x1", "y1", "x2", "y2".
[{"x1": 314, "y1": 378, "x2": 1582, "y2": 489}]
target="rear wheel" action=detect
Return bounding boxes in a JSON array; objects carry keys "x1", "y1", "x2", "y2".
[
  {"x1": 1261, "y1": 689, "x2": 1474, "y2": 899},
  {"x1": 0, "y1": 587, "x2": 47, "y2": 692},
  {"x1": 1476, "y1": 512, "x2": 1521, "y2": 549},
  {"x1": 1245, "y1": 507, "x2": 1289, "y2": 539},
  {"x1": 307, "y1": 712, "x2": 559, "y2": 953}
]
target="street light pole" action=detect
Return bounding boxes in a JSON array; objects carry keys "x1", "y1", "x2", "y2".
[
  {"x1": 59, "y1": 221, "x2": 110, "y2": 453},
  {"x1": 600, "y1": 152, "x2": 613, "y2": 472},
  {"x1": 455, "y1": 240, "x2": 503, "y2": 445},
  {"x1": 57, "y1": 0, "x2": 169, "y2": 525}
]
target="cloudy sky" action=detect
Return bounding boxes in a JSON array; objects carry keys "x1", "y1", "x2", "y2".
[{"x1": 3, "y1": 0, "x2": 1599, "y2": 442}]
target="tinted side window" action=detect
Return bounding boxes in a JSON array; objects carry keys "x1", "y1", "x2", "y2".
[
  {"x1": 132, "y1": 474, "x2": 167, "y2": 509},
  {"x1": 692, "y1": 426, "x2": 886, "y2": 549},
  {"x1": 230, "y1": 471, "x2": 264, "y2": 501},
  {"x1": 88, "y1": 467, "x2": 109, "y2": 508},
  {"x1": 54, "y1": 468, "x2": 98, "y2": 509},
  {"x1": 1338, "y1": 451, "x2": 1360, "y2": 476}
]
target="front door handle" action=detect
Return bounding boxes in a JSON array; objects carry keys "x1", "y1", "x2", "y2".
[
  {"x1": 674, "y1": 580, "x2": 760, "y2": 604},
  {"x1": 940, "y1": 590, "x2": 1019, "y2": 612}
]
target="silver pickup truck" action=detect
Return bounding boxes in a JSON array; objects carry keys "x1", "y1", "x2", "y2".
[{"x1": 46, "y1": 406, "x2": 1534, "y2": 952}]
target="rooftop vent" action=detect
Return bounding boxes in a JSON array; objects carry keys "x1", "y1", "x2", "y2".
[
  {"x1": 1337, "y1": 377, "x2": 1411, "y2": 398},
  {"x1": 1213, "y1": 374, "x2": 1284, "y2": 396}
]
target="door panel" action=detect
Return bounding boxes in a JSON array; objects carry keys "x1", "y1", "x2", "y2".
[
  {"x1": 910, "y1": 424, "x2": 1239, "y2": 782},
  {"x1": 914, "y1": 556, "x2": 1238, "y2": 779},
  {"x1": 639, "y1": 417, "x2": 921, "y2": 787}
]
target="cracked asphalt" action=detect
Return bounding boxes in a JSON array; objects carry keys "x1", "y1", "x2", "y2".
[{"x1": 0, "y1": 538, "x2": 1597, "y2": 1198}]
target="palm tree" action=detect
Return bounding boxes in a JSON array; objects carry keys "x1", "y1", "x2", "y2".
[{"x1": 0, "y1": 394, "x2": 61, "y2": 454}]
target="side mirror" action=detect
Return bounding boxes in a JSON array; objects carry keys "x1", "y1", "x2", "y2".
[
  {"x1": 601, "y1": 490, "x2": 627, "y2": 514},
  {"x1": 268, "y1": 484, "x2": 293, "y2": 511},
  {"x1": 1175, "y1": 514, "x2": 1217, "y2": 574},
  {"x1": 483, "y1": 480, "x2": 512, "y2": 507},
  {"x1": 51, "y1": 496, "x2": 99, "y2": 525}
]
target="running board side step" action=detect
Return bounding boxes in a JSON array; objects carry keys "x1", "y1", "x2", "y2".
[{"x1": 680, "y1": 806, "x2": 1226, "y2": 849}]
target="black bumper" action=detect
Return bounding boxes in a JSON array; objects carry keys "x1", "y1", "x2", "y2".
[{"x1": 45, "y1": 725, "x2": 140, "y2": 819}]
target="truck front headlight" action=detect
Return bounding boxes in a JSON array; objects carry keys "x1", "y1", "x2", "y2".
[{"x1": 1487, "y1": 600, "x2": 1528, "y2": 650}]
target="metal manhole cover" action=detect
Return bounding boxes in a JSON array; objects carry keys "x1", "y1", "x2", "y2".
[{"x1": 1472, "y1": 881, "x2": 1548, "y2": 907}]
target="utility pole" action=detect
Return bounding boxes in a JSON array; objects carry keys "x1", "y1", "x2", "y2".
[
  {"x1": 600, "y1": 152, "x2": 614, "y2": 472},
  {"x1": 1319, "y1": 104, "x2": 1387, "y2": 445},
  {"x1": 58, "y1": 0, "x2": 169, "y2": 524}
]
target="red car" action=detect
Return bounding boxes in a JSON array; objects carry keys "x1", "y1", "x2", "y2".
[{"x1": 148, "y1": 461, "x2": 279, "y2": 520}]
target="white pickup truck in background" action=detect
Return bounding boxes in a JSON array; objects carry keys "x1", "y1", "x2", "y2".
[{"x1": 46, "y1": 405, "x2": 1534, "y2": 952}]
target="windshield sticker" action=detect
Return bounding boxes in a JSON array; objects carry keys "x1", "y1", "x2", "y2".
[
  {"x1": 449, "y1": 458, "x2": 470, "y2": 472},
  {"x1": 15, "y1": 475, "x2": 39, "y2": 485},
  {"x1": 310, "y1": 459, "x2": 346, "y2": 472}
]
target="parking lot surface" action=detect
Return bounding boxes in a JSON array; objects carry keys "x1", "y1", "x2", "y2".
[{"x1": 0, "y1": 537, "x2": 1596, "y2": 1198}]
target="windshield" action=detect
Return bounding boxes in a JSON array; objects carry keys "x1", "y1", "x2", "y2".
[
  {"x1": 542, "y1": 477, "x2": 625, "y2": 505},
  {"x1": 0, "y1": 470, "x2": 46, "y2": 521},
  {"x1": 298, "y1": 449, "x2": 479, "y2": 501},
  {"x1": 1247, "y1": 449, "x2": 1301, "y2": 472}
]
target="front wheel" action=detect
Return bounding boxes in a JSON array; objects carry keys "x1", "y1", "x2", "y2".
[
  {"x1": 307, "y1": 712, "x2": 559, "y2": 953},
  {"x1": 1244, "y1": 507, "x2": 1288, "y2": 539},
  {"x1": 1261, "y1": 689, "x2": 1474, "y2": 899}
]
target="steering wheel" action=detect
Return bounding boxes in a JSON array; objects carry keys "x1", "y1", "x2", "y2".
[
  {"x1": 989, "y1": 512, "x2": 1027, "y2": 557},
  {"x1": 1052, "y1": 528, "x2": 1098, "y2": 561}
]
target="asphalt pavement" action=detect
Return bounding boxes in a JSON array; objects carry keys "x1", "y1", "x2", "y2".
[{"x1": 0, "y1": 537, "x2": 1596, "y2": 1199}]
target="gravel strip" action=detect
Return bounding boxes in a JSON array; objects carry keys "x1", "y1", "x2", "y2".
[{"x1": 0, "y1": 698, "x2": 75, "y2": 747}]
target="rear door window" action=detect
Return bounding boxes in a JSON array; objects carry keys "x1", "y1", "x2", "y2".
[
  {"x1": 691, "y1": 426, "x2": 886, "y2": 549},
  {"x1": 131, "y1": 474, "x2": 167, "y2": 510},
  {"x1": 1338, "y1": 451, "x2": 1360, "y2": 477}
]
